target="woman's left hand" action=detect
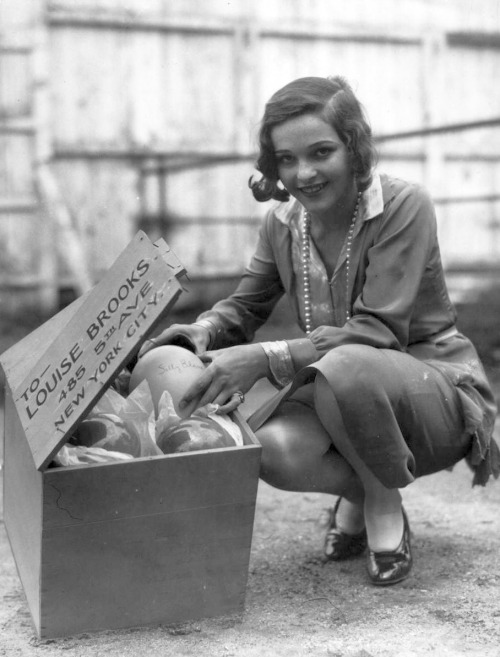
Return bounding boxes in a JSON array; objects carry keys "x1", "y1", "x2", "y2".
[{"x1": 178, "y1": 343, "x2": 270, "y2": 415}]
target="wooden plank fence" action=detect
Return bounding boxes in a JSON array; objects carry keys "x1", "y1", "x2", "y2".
[{"x1": 1, "y1": 0, "x2": 500, "y2": 313}]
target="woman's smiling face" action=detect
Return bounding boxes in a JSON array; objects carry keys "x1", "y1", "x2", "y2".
[{"x1": 271, "y1": 112, "x2": 356, "y2": 218}]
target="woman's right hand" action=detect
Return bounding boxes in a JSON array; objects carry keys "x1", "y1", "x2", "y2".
[{"x1": 138, "y1": 323, "x2": 211, "y2": 358}]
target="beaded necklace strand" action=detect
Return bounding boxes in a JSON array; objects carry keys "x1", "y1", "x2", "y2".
[{"x1": 301, "y1": 191, "x2": 362, "y2": 335}]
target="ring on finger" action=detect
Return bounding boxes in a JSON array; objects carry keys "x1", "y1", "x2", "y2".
[{"x1": 233, "y1": 390, "x2": 245, "y2": 405}]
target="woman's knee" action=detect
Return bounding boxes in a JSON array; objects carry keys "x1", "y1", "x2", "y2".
[
  {"x1": 256, "y1": 418, "x2": 330, "y2": 490},
  {"x1": 257, "y1": 438, "x2": 303, "y2": 491},
  {"x1": 317, "y1": 344, "x2": 389, "y2": 403}
]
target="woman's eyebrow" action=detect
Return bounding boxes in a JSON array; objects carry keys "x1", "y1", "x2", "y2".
[
  {"x1": 275, "y1": 139, "x2": 337, "y2": 152},
  {"x1": 310, "y1": 139, "x2": 337, "y2": 146}
]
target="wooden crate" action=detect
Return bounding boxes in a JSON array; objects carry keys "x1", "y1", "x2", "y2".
[{"x1": 0, "y1": 232, "x2": 261, "y2": 638}]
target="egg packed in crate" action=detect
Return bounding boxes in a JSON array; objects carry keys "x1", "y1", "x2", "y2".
[
  {"x1": 130, "y1": 345, "x2": 205, "y2": 417},
  {"x1": 130, "y1": 344, "x2": 243, "y2": 454}
]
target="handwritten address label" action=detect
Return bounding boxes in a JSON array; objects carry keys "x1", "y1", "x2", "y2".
[{"x1": 13, "y1": 232, "x2": 184, "y2": 470}]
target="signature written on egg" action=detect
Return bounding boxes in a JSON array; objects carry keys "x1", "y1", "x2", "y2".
[{"x1": 158, "y1": 360, "x2": 205, "y2": 376}]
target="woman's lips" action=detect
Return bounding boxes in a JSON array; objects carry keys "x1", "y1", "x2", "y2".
[{"x1": 299, "y1": 182, "x2": 327, "y2": 196}]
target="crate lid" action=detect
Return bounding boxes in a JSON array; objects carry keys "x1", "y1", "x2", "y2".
[{"x1": 0, "y1": 231, "x2": 186, "y2": 471}]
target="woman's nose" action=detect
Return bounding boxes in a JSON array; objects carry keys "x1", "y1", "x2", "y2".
[{"x1": 297, "y1": 160, "x2": 316, "y2": 182}]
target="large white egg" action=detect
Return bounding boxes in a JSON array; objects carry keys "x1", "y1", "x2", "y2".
[{"x1": 130, "y1": 345, "x2": 205, "y2": 417}]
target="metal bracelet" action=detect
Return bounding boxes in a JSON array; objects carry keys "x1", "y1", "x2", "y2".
[{"x1": 260, "y1": 340, "x2": 295, "y2": 388}]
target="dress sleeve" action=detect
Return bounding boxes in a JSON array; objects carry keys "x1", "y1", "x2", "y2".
[
  {"x1": 196, "y1": 211, "x2": 285, "y2": 348},
  {"x1": 299, "y1": 182, "x2": 436, "y2": 358}
]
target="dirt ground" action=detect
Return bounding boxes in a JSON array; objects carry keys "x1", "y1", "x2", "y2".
[{"x1": 1, "y1": 305, "x2": 500, "y2": 657}]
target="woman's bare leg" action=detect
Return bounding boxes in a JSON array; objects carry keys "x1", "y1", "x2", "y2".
[{"x1": 256, "y1": 401, "x2": 364, "y2": 505}]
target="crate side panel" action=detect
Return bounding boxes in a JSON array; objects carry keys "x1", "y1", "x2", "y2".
[
  {"x1": 3, "y1": 388, "x2": 43, "y2": 634},
  {"x1": 43, "y1": 445, "x2": 261, "y2": 527},
  {"x1": 39, "y1": 502, "x2": 255, "y2": 637}
]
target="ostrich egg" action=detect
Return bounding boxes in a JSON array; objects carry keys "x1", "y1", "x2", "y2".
[
  {"x1": 130, "y1": 345, "x2": 205, "y2": 417},
  {"x1": 157, "y1": 416, "x2": 237, "y2": 454}
]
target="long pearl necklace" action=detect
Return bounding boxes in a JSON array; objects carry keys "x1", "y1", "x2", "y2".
[{"x1": 301, "y1": 191, "x2": 362, "y2": 335}]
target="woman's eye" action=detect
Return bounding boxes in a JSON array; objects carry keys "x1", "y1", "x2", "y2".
[
  {"x1": 315, "y1": 147, "x2": 332, "y2": 158},
  {"x1": 277, "y1": 154, "x2": 293, "y2": 165}
]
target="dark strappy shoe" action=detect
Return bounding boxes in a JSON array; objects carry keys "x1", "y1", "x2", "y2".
[
  {"x1": 366, "y1": 507, "x2": 412, "y2": 586},
  {"x1": 324, "y1": 497, "x2": 367, "y2": 561}
]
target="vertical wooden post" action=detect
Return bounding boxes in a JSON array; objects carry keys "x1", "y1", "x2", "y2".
[
  {"x1": 32, "y1": 0, "x2": 59, "y2": 312},
  {"x1": 232, "y1": 13, "x2": 259, "y2": 155},
  {"x1": 421, "y1": 33, "x2": 446, "y2": 194},
  {"x1": 33, "y1": 1, "x2": 94, "y2": 305},
  {"x1": 421, "y1": 33, "x2": 448, "y2": 258}
]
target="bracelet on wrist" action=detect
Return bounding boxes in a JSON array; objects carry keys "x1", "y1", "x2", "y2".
[{"x1": 259, "y1": 340, "x2": 295, "y2": 388}]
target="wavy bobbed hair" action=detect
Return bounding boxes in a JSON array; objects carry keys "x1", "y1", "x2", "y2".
[{"x1": 249, "y1": 76, "x2": 377, "y2": 203}]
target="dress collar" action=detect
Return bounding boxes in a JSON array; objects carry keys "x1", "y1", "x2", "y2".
[{"x1": 273, "y1": 170, "x2": 384, "y2": 226}]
